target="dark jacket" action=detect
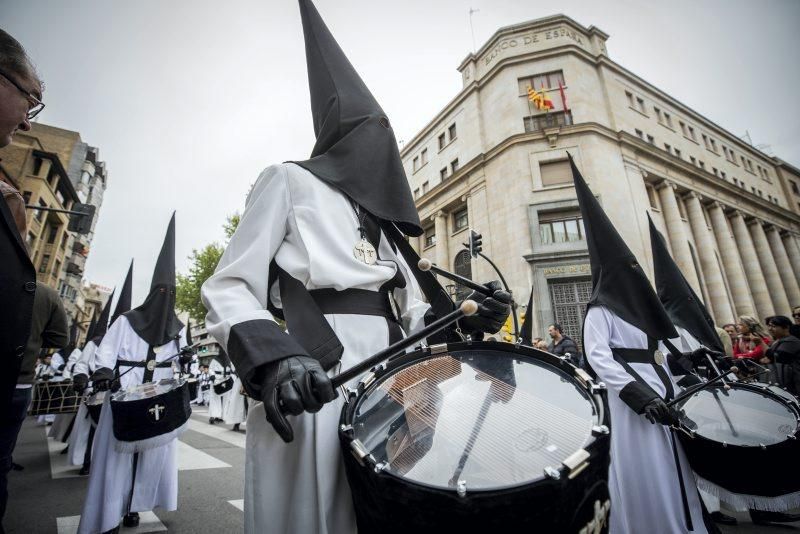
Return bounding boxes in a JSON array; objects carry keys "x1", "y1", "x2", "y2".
[
  {"x1": 767, "y1": 335, "x2": 800, "y2": 366},
  {"x1": 18, "y1": 283, "x2": 69, "y2": 384},
  {"x1": 0, "y1": 198, "x2": 36, "y2": 408},
  {"x1": 548, "y1": 334, "x2": 582, "y2": 363}
]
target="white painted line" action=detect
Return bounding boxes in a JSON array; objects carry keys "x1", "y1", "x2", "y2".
[
  {"x1": 228, "y1": 499, "x2": 244, "y2": 512},
  {"x1": 45, "y1": 432, "x2": 82, "y2": 479},
  {"x1": 57, "y1": 511, "x2": 166, "y2": 534},
  {"x1": 177, "y1": 440, "x2": 230, "y2": 471},
  {"x1": 186, "y1": 419, "x2": 246, "y2": 449}
]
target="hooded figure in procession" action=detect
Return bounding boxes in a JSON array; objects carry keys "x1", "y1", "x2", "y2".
[
  {"x1": 208, "y1": 349, "x2": 233, "y2": 424},
  {"x1": 70, "y1": 261, "x2": 133, "y2": 473},
  {"x1": 78, "y1": 215, "x2": 188, "y2": 534},
  {"x1": 572, "y1": 156, "x2": 713, "y2": 534},
  {"x1": 200, "y1": 1, "x2": 511, "y2": 532}
]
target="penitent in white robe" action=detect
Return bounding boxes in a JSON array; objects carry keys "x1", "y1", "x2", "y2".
[
  {"x1": 69, "y1": 341, "x2": 99, "y2": 467},
  {"x1": 222, "y1": 374, "x2": 247, "y2": 425},
  {"x1": 208, "y1": 360, "x2": 232, "y2": 420},
  {"x1": 202, "y1": 163, "x2": 430, "y2": 534},
  {"x1": 77, "y1": 316, "x2": 184, "y2": 534},
  {"x1": 584, "y1": 306, "x2": 707, "y2": 534}
]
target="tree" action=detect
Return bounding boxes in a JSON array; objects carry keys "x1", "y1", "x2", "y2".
[{"x1": 176, "y1": 213, "x2": 240, "y2": 322}]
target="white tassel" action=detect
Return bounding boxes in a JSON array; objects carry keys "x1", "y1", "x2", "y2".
[
  {"x1": 113, "y1": 421, "x2": 189, "y2": 454},
  {"x1": 696, "y1": 476, "x2": 800, "y2": 512}
]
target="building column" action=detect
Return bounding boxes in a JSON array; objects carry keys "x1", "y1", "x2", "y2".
[
  {"x1": 708, "y1": 202, "x2": 756, "y2": 317},
  {"x1": 684, "y1": 193, "x2": 734, "y2": 324},
  {"x1": 766, "y1": 226, "x2": 800, "y2": 309},
  {"x1": 748, "y1": 218, "x2": 790, "y2": 316},
  {"x1": 729, "y1": 212, "x2": 773, "y2": 319},
  {"x1": 783, "y1": 232, "x2": 800, "y2": 289},
  {"x1": 657, "y1": 182, "x2": 702, "y2": 294},
  {"x1": 434, "y1": 211, "x2": 449, "y2": 270}
]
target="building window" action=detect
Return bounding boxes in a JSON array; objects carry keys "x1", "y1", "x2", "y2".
[
  {"x1": 422, "y1": 181, "x2": 429, "y2": 194},
  {"x1": 791, "y1": 181, "x2": 799, "y2": 195},
  {"x1": 451, "y1": 158, "x2": 459, "y2": 173},
  {"x1": 440, "y1": 167, "x2": 448, "y2": 180},
  {"x1": 438, "y1": 133, "x2": 446, "y2": 150},
  {"x1": 690, "y1": 156, "x2": 697, "y2": 165},
  {"x1": 22, "y1": 191, "x2": 32, "y2": 204},
  {"x1": 449, "y1": 123, "x2": 457, "y2": 141},
  {"x1": 635, "y1": 129, "x2": 644, "y2": 139},
  {"x1": 413, "y1": 188, "x2": 420, "y2": 198},
  {"x1": 453, "y1": 207, "x2": 468, "y2": 232},
  {"x1": 677, "y1": 197, "x2": 688, "y2": 219},
  {"x1": 424, "y1": 227, "x2": 436, "y2": 248},
  {"x1": 680, "y1": 121, "x2": 687, "y2": 136},
  {"x1": 646, "y1": 134, "x2": 655, "y2": 145},
  {"x1": 539, "y1": 214, "x2": 585, "y2": 245},
  {"x1": 699, "y1": 161, "x2": 705, "y2": 170},
  {"x1": 46, "y1": 225, "x2": 58, "y2": 244},
  {"x1": 32, "y1": 157, "x2": 43, "y2": 176},
  {"x1": 654, "y1": 107, "x2": 663, "y2": 123},
  {"x1": 702, "y1": 134, "x2": 710, "y2": 150},
  {"x1": 646, "y1": 184, "x2": 658, "y2": 209},
  {"x1": 664, "y1": 143, "x2": 672, "y2": 154},
  {"x1": 710, "y1": 138, "x2": 717, "y2": 152},
  {"x1": 663, "y1": 112, "x2": 673, "y2": 128},
  {"x1": 687, "y1": 126, "x2": 696, "y2": 141},
  {"x1": 413, "y1": 156, "x2": 419, "y2": 172},
  {"x1": 713, "y1": 167, "x2": 718, "y2": 176},
  {"x1": 453, "y1": 250, "x2": 472, "y2": 300},
  {"x1": 53, "y1": 259, "x2": 61, "y2": 277},
  {"x1": 523, "y1": 111, "x2": 572, "y2": 132},
  {"x1": 26, "y1": 232, "x2": 35, "y2": 248},
  {"x1": 549, "y1": 278, "x2": 593, "y2": 348},
  {"x1": 721, "y1": 171, "x2": 727, "y2": 180},
  {"x1": 421, "y1": 148, "x2": 428, "y2": 166},
  {"x1": 636, "y1": 97, "x2": 646, "y2": 114},
  {"x1": 539, "y1": 160, "x2": 572, "y2": 187},
  {"x1": 674, "y1": 148, "x2": 682, "y2": 159},
  {"x1": 35, "y1": 198, "x2": 47, "y2": 222},
  {"x1": 39, "y1": 254, "x2": 51, "y2": 274},
  {"x1": 520, "y1": 71, "x2": 565, "y2": 93}
]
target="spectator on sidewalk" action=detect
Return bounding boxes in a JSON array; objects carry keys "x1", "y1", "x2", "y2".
[
  {"x1": 547, "y1": 323, "x2": 582, "y2": 367},
  {"x1": 733, "y1": 315, "x2": 773, "y2": 380},
  {"x1": 765, "y1": 315, "x2": 800, "y2": 394}
]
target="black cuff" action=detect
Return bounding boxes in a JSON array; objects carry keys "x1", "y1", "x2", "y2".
[
  {"x1": 619, "y1": 381, "x2": 659, "y2": 414},
  {"x1": 228, "y1": 319, "x2": 310, "y2": 399},
  {"x1": 423, "y1": 309, "x2": 469, "y2": 344},
  {"x1": 91, "y1": 367, "x2": 114, "y2": 382},
  {"x1": 668, "y1": 353, "x2": 695, "y2": 376}
]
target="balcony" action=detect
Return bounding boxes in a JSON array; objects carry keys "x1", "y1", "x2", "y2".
[{"x1": 524, "y1": 111, "x2": 573, "y2": 133}]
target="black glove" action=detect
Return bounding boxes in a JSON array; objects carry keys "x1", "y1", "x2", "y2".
[
  {"x1": 72, "y1": 373, "x2": 89, "y2": 395},
  {"x1": 260, "y1": 356, "x2": 337, "y2": 443},
  {"x1": 178, "y1": 346, "x2": 195, "y2": 366},
  {"x1": 643, "y1": 398, "x2": 679, "y2": 426},
  {"x1": 93, "y1": 378, "x2": 111, "y2": 392},
  {"x1": 459, "y1": 281, "x2": 513, "y2": 335}
]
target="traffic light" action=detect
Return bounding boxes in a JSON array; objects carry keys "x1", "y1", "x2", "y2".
[
  {"x1": 68, "y1": 203, "x2": 96, "y2": 235},
  {"x1": 468, "y1": 229, "x2": 482, "y2": 258}
]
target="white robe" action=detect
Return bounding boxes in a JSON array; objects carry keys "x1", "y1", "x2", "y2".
[
  {"x1": 202, "y1": 163, "x2": 430, "y2": 534},
  {"x1": 222, "y1": 375, "x2": 247, "y2": 425},
  {"x1": 208, "y1": 360, "x2": 232, "y2": 419},
  {"x1": 63, "y1": 348, "x2": 83, "y2": 380},
  {"x1": 584, "y1": 306, "x2": 707, "y2": 534},
  {"x1": 78, "y1": 317, "x2": 184, "y2": 534},
  {"x1": 68, "y1": 342, "x2": 99, "y2": 467}
]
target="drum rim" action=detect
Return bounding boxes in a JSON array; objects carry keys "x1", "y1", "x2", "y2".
[
  {"x1": 676, "y1": 381, "x2": 800, "y2": 448},
  {"x1": 340, "y1": 340, "x2": 607, "y2": 493}
]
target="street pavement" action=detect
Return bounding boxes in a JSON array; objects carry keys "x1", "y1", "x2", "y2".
[{"x1": 5, "y1": 406, "x2": 800, "y2": 533}]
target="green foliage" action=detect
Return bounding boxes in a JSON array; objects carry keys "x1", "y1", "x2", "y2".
[{"x1": 223, "y1": 213, "x2": 240, "y2": 239}]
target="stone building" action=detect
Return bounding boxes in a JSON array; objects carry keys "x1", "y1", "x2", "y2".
[{"x1": 401, "y1": 15, "x2": 800, "y2": 343}]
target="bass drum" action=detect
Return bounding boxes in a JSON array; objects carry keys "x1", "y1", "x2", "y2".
[
  {"x1": 339, "y1": 341, "x2": 611, "y2": 534},
  {"x1": 676, "y1": 382, "x2": 800, "y2": 498}
]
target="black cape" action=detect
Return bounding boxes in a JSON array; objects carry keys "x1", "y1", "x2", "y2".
[
  {"x1": 124, "y1": 213, "x2": 183, "y2": 346},
  {"x1": 519, "y1": 289, "x2": 535, "y2": 346},
  {"x1": 291, "y1": 0, "x2": 422, "y2": 237},
  {"x1": 648, "y1": 215, "x2": 724, "y2": 353},
  {"x1": 111, "y1": 259, "x2": 133, "y2": 325},
  {"x1": 569, "y1": 154, "x2": 677, "y2": 340}
]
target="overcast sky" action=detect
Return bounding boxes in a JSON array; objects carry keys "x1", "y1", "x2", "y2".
[{"x1": 2, "y1": 0, "x2": 798, "y2": 306}]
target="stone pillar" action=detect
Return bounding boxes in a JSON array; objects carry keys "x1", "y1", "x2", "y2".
[
  {"x1": 729, "y1": 212, "x2": 774, "y2": 319},
  {"x1": 684, "y1": 193, "x2": 734, "y2": 324},
  {"x1": 748, "y1": 220, "x2": 790, "y2": 315},
  {"x1": 708, "y1": 202, "x2": 756, "y2": 317},
  {"x1": 783, "y1": 232, "x2": 800, "y2": 289},
  {"x1": 657, "y1": 182, "x2": 702, "y2": 294},
  {"x1": 434, "y1": 211, "x2": 449, "y2": 270},
  {"x1": 766, "y1": 226, "x2": 800, "y2": 309}
]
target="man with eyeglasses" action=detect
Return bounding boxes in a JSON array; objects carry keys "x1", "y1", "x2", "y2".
[{"x1": 0, "y1": 27, "x2": 44, "y2": 533}]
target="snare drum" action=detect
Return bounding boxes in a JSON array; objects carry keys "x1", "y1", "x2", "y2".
[
  {"x1": 339, "y1": 341, "x2": 611, "y2": 533},
  {"x1": 186, "y1": 377, "x2": 199, "y2": 400},
  {"x1": 213, "y1": 376, "x2": 233, "y2": 395},
  {"x1": 110, "y1": 379, "x2": 191, "y2": 453},
  {"x1": 29, "y1": 380, "x2": 82, "y2": 416},
  {"x1": 85, "y1": 390, "x2": 107, "y2": 425},
  {"x1": 675, "y1": 382, "x2": 800, "y2": 498}
]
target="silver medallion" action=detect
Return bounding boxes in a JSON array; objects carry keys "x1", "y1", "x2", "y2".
[
  {"x1": 653, "y1": 350, "x2": 665, "y2": 366},
  {"x1": 354, "y1": 239, "x2": 377, "y2": 265},
  {"x1": 146, "y1": 360, "x2": 157, "y2": 372}
]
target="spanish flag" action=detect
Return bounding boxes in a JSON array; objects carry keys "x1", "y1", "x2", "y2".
[{"x1": 527, "y1": 85, "x2": 554, "y2": 111}]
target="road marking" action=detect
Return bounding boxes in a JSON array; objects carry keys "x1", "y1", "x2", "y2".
[
  {"x1": 45, "y1": 431, "x2": 82, "y2": 479},
  {"x1": 177, "y1": 439, "x2": 231, "y2": 470},
  {"x1": 228, "y1": 499, "x2": 244, "y2": 512},
  {"x1": 56, "y1": 511, "x2": 166, "y2": 534},
  {"x1": 186, "y1": 419, "x2": 246, "y2": 449}
]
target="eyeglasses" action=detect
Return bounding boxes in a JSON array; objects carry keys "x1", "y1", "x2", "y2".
[
  {"x1": 793, "y1": 313, "x2": 800, "y2": 318},
  {"x1": 0, "y1": 69, "x2": 44, "y2": 120}
]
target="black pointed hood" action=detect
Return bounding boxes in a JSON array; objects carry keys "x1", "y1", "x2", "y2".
[
  {"x1": 64, "y1": 321, "x2": 79, "y2": 354},
  {"x1": 519, "y1": 289, "x2": 534, "y2": 346},
  {"x1": 648, "y1": 214, "x2": 723, "y2": 352},
  {"x1": 91, "y1": 288, "x2": 115, "y2": 345},
  {"x1": 569, "y1": 154, "x2": 677, "y2": 340},
  {"x1": 111, "y1": 259, "x2": 133, "y2": 325},
  {"x1": 83, "y1": 316, "x2": 97, "y2": 349},
  {"x1": 124, "y1": 213, "x2": 184, "y2": 346},
  {"x1": 185, "y1": 319, "x2": 193, "y2": 346},
  {"x1": 291, "y1": 0, "x2": 422, "y2": 237}
]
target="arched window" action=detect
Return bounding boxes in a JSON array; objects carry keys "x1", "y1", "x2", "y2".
[{"x1": 453, "y1": 250, "x2": 472, "y2": 300}]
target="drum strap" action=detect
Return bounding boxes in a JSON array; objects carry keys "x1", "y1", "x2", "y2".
[
  {"x1": 611, "y1": 338, "x2": 675, "y2": 401},
  {"x1": 143, "y1": 346, "x2": 157, "y2": 383}
]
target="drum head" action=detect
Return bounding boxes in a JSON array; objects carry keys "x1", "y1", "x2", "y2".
[
  {"x1": 350, "y1": 348, "x2": 598, "y2": 491},
  {"x1": 679, "y1": 385, "x2": 799, "y2": 446}
]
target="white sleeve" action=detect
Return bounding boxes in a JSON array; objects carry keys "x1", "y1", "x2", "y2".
[
  {"x1": 393, "y1": 250, "x2": 432, "y2": 336},
  {"x1": 583, "y1": 306, "x2": 636, "y2": 394},
  {"x1": 72, "y1": 345, "x2": 92, "y2": 377},
  {"x1": 201, "y1": 164, "x2": 291, "y2": 349},
  {"x1": 94, "y1": 317, "x2": 128, "y2": 371}
]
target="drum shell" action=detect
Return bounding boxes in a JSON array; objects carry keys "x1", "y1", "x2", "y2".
[
  {"x1": 339, "y1": 341, "x2": 611, "y2": 533},
  {"x1": 677, "y1": 383, "x2": 800, "y2": 497},
  {"x1": 187, "y1": 378, "x2": 198, "y2": 400},
  {"x1": 28, "y1": 380, "x2": 81, "y2": 415},
  {"x1": 213, "y1": 376, "x2": 233, "y2": 395},
  {"x1": 111, "y1": 381, "x2": 191, "y2": 443}
]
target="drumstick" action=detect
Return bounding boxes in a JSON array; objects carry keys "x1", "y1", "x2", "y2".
[
  {"x1": 448, "y1": 389, "x2": 493, "y2": 488},
  {"x1": 418, "y1": 259, "x2": 494, "y2": 297},
  {"x1": 666, "y1": 370, "x2": 732, "y2": 408},
  {"x1": 330, "y1": 300, "x2": 478, "y2": 388}
]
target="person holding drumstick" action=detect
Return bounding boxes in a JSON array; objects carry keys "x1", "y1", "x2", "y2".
[{"x1": 200, "y1": 2, "x2": 511, "y2": 532}]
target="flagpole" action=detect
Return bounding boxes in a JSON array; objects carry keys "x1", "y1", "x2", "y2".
[{"x1": 469, "y1": 8, "x2": 479, "y2": 53}]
